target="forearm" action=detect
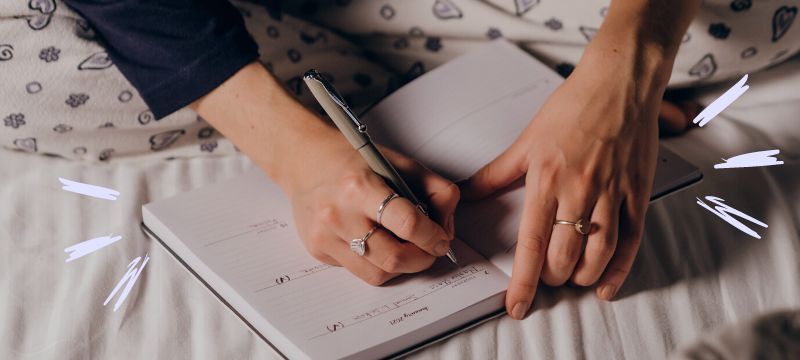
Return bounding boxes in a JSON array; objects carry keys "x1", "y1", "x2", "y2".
[{"x1": 190, "y1": 62, "x2": 340, "y2": 189}]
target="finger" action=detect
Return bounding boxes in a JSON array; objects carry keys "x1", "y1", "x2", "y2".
[
  {"x1": 331, "y1": 220, "x2": 436, "y2": 274},
  {"x1": 658, "y1": 100, "x2": 690, "y2": 136},
  {"x1": 571, "y1": 192, "x2": 620, "y2": 286},
  {"x1": 373, "y1": 193, "x2": 451, "y2": 257},
  {"x1": 300, "y1": 225, "x2": 342, "y2": 266},
  {"x1": 676, "y1": 100, "x2": 703, "y2": 120},
  {"x1": 384, "y1": 148, "x2": 460, "y2": 238},
  {"x1": 541, "y1": 190, "x2": 596, "y2": 286},
  {"x1": 596, "y1": 194, "x2": 647, "y2": 300},
  {"x1": 506, "y1": 180, "x2": 557, "y2": 320},
  {"x1": 325, "y1": 235, "x2": 400, "y2": 286},
  {"x1": 347, "y1": 174, "x2": 450, "y2": 257},
  {"x1": 458, "y1": 137, "x2": 527, "y2": 201}
]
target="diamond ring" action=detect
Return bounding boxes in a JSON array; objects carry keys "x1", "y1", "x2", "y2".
[{"x1": 350, "y1": 226, "x2": 379, "y2": 256}]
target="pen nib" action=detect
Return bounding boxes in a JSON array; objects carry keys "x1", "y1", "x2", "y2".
[{"x1": 446, "y1": 249, "x2": 459, "y2": 266}]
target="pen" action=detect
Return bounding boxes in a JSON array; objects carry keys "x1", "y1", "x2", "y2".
[{"x1": 302, "y1": 69, "x2": 458, "y2": 265}]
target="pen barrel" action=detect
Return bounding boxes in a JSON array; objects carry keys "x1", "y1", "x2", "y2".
[
  {"x1": 358, "y1": 145, "x2": 423, "y2": 207},
  {"x1": 304, "y1": 78, "x2": 369, "y2": 149}
]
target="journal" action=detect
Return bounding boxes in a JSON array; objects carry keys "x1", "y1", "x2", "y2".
[{"x1": 141, "y1": 40, "x2": 700, "y2": 360}]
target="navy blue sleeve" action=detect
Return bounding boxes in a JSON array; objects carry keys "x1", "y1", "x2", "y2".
[{"x1": 64, "y1": 0, "x2": 259, "y2": 119}]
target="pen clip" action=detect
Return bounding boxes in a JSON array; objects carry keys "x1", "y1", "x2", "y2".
[
  {"x1": 304, "y1": 69, "x2": 367, "y2": 133},
  {"x1": 416, "y1": 203, "x2": 428, "y2": 216}
]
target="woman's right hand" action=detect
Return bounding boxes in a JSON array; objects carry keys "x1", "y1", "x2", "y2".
[
  {"x1": 279, "y1": 130, "x2": 459, "y2": 285},
  {"x1": 191, "y1": 62, "x2": 457, "y2": 285}
]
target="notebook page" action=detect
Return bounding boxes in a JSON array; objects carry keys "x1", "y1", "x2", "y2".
[
  {"x1": 363, "y1": 40, "x2": 561, "y2": 275},
  {"x1": 143, "y1": 168, "x2": 509, "y2": 360}
]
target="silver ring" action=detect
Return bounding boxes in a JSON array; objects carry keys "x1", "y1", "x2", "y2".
[
  {"x1": 376, "y1": 193, "x2": 400, "y2": 225},
  {"x1": 350, "y1": 226, "x2": 378, "y2": 257},
  {"x1": 554, "y1": 218, "x2": 590, "y2": 235}
]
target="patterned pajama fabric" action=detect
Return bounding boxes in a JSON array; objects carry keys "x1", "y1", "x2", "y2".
[{"x1": 0, "y1": 0, "x2": 798, "y2": 161}]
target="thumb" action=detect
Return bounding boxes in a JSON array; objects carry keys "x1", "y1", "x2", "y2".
[{"x1": 458, "y1": 141, "x2": 527, "y2": 201}]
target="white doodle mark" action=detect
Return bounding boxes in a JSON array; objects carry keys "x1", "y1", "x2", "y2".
[
  {"x1": 693, "y1": 74, "x2": 750, "y2": 127},
  {"x1": 64, "y1": 234, "x2": 122, "y2": 262},
  {"x1": 59, "y1": 177, "x2": 120, "y2": 200},
  {"x1": 104, "y1": 254, "x2": 149, "y2": 312},
  {"x1": 714, "y1": 149, "x2": 784, "y2": 169},
  {"x1": 696, "y1": 196, "x2": 768, "y2": 239}
]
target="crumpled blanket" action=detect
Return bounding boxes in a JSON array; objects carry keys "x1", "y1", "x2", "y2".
[{"x1": 2, "y1": 54, "x2": 799, "y2": 360}]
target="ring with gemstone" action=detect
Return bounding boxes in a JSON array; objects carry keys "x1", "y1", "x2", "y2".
[
  {"x1": 350, "y1": 226, "x2": 378, "y2": 257},
  {"x1": 554, "y1": 218, "x2": 590, "y2": 235}
]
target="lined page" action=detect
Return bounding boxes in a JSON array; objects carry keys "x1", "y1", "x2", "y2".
[
  {"x1": 143, "y1": 169, "x2": 509, "y2": 360},
  {"x1": 363, "y1": 40, "x2": 561, "y2": 275}
]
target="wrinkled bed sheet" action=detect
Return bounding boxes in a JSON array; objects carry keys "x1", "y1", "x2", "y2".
[{"x1": 2, "y1": 57, "x2": 799, "y2": 359}]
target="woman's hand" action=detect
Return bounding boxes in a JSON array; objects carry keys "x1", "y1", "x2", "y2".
[
  {"x1": 191, "y1": 62, "x2": 458, "y2": 286},
  {"x1": 459, "y1": 0, "x2": 700, "y2": 320},
  {"x1": 462, "y1": 50, "x2": 661, "y2": 319},
  {"x1": 281, "y1": 133, "x2": 459, "y2": 285}
]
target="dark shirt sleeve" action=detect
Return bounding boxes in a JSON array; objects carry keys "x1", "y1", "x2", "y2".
[{"x1": 64, "y1": 0, "x2": 259, "y2": 119}]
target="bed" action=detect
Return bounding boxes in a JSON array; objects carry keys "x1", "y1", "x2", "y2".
[{"x1": 2, "y1": 56, "x2": 799, "y2": 359}]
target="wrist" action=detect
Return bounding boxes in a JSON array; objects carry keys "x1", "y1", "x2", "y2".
[
  {"x1": 191, "y1": 62, "x2": 342, "y2": 190},
  {"x1": 585, "y1": 27, "x2": 674, "y2": 91},
  {"x1": 578, "y1": 0, "x2": 700, "y2": 97}
]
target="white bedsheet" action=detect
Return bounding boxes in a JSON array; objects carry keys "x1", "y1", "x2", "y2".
[{"x1": 2, "y1": 57, "x2": 799, "y2": 359}]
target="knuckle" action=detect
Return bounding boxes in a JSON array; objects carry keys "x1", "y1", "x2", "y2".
[
  {"x1": 576, "y1": 171, "x2": 598, "y2": 192},
  {"x1": 603, "y1": 181, "x2": 621, "y2": 197},
  {"x1": 574, "y1": 191, "x2": 594, "y2": 208},
  {"x1": 307, "y1": 248, "x2": 330, "y2": 264},
  {"x1": 542, "y1": 272, "x2": 566, "y2": 286},
  {"x1": 418, "y1": 255, "x2": 437, "y2": 271},
  {"x1": 396, "y1": 156, "x2": 416, "y2": 169},
  {"x1": 517, "y1": 232, "x2": 548, "y2": 257},
  {"x1": 443, "y1": 182, "x2": 461, "y2": 202},
  {"x1": 380, "y1": 253, "x2": 404, "y2": 273},
  {"x1": 536, "y1": 168, "x2": 560, "y2": 191},
  {"x1": 509, "y1": 283, "x2": 538, "y2": 300},
  {"x1": 571, "y1": 274, "x2": 596, "y2": 287},
  {"x1": 317, "y1": 203, "x2": 338, "y2": 226},
  {"x1": 365, "y1": 269, "x2": 391, "y2": 286},
  {"x1": 397, "y1": 210, "x2": 421, "y2": 239},
  {"x1": 551, "y1": 243, "x2": 580, "y2": 270},
  {"x1": 594, "y1": 233, "x2": 617, "y2": 259},
  {"x1": 339, "y1": 173, "x2": 370, "y2": 199},
  {"x1": 305, "y1": 228, "x2": 327, "y2": 247},
  {"x1": 480, "y1": 162, "x2": 500, "y2": 188},
  {"x1": 512, "y1": 281, "x2": 538, "y2": 295},
  {"x1": 571, "y1": 177, "x2": 596, "y2": 204},
  {"x1": 538, "y1": 157, "x2": 558, "y2": 173}
]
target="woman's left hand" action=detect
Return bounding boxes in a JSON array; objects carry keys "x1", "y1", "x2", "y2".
[{"x1": 459, "y1": 32, "x2": 676, "y2": 319}]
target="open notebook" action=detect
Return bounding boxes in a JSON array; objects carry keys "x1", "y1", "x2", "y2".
[{"x1": 142, "y1": 40, "x2": 701, "y2": 360}]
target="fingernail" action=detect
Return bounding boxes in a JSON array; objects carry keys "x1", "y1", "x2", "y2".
[
  {"x1": 434, "y1": 241, "x2": 450, "y2": 256},
  {"x1": 447, "y1": 214, "x2": 455, "y2": 238},
  {"x1": 511, "y1": 301, "x2": 530, "y2": 320},
  {"x1": 599, "y1": 284, "x2": 617, "y2": 300}
]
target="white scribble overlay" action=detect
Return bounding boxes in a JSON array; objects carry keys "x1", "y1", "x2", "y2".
[
  {"x1": 104, "y1": 254, "x2": 150, "y2": 312},
  {"x1": 59, "y1": 177, "x2": 120, "y2": 200},
  {"x1": 714, "y1": 149, "x2": 784, "y2": 169},
  {"x1": 64, "y1": 234, "x2": 123, "y2": 263},
  {"x1": 693, "y1": 74, "x2": 750, "y2": 127},
  {"x1": 696, "y1": 196, "x2": 768, "y2": 239}
]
